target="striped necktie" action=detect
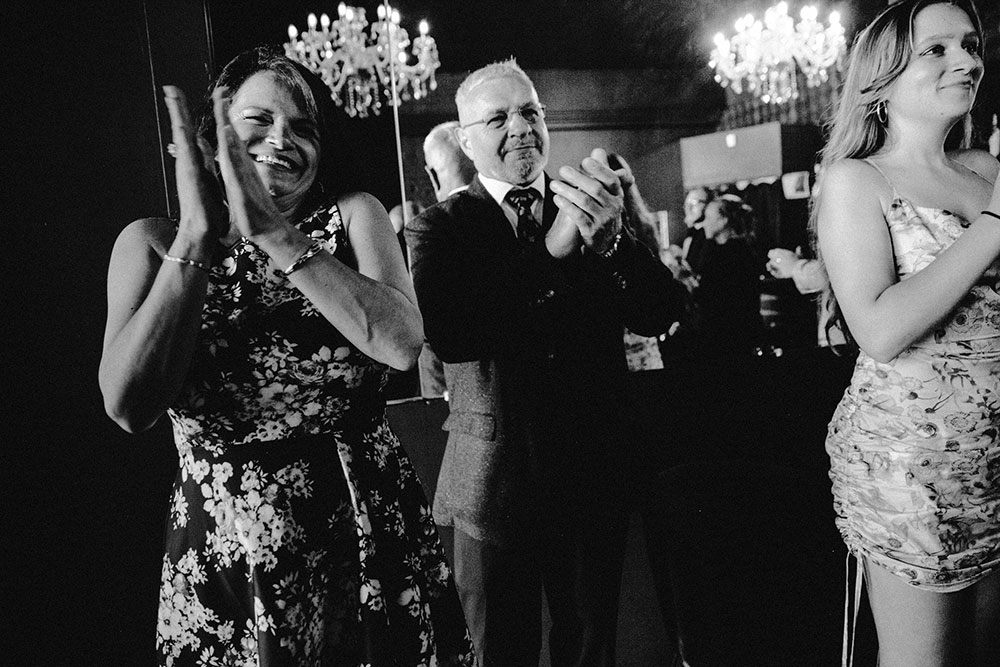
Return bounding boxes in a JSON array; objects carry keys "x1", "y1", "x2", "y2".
[{"x1": 505, "y1": 188, "x2": 541, "y2": 246}]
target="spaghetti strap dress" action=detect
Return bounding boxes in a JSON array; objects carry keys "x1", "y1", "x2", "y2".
[
  {"x1": 825, "y1": 170, "x2": 1000, "y2": 592},
  {"x1": 155, "y1": 197, "x2": 476, "y2": 665}
]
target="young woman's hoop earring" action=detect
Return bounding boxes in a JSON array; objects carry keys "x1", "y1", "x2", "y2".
[{"x1": 875, "y1": 100, "x2": 888, "y2": 125}]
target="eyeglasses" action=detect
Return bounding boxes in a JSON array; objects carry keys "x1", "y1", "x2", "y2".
[{"x1": 460, "y1": 104, "x2": 547, "y2": 131}]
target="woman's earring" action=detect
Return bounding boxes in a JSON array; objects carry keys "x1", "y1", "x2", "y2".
[
  {"x1": 311, "y1": 179, "x2": 326, "y2": 199},
  {"x1": 875, "y1": 100, "x2": 888, "y2": 125}
]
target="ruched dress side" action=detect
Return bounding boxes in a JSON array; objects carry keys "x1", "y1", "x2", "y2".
[{"x1": 826, "y1": 196, "x2": 1000, "y2": 592}]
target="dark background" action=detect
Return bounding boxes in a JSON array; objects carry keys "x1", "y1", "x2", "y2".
[{"x1": 4, "y1": 1, "x2": 997, "y2": 664}]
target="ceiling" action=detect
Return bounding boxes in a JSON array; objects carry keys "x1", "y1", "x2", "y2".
[{"x1": 209, "y1": 0, "x2": 998, "y2": 75}]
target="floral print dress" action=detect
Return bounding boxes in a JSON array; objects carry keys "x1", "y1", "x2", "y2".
[
  {"x1": 157, "y1": 198, "x2": 476, "y2": 666},
  {"x1": 826, "y1": 195, "x2": 1000, "y2": 591}
]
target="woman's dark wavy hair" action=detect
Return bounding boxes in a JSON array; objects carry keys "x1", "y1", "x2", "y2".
[
  {"x1": 196, "y1": 45, "x2": 359, "y2": 211},
  {"x1": 810, "y1": 0, "x2": 984, "y2": 349},
  {"x1": 707, "y1": 191, "x2": 756, "y2": 243}
]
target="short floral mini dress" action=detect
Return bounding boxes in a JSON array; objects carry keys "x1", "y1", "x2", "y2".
[
  {"x1": 157, "y1": 197, "x2": 475, "y2": 666},
  {"x1": 826, "y1": 174, "x2": 1000, "y2": 592}
]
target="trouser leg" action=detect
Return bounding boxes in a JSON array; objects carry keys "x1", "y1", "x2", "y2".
[
  {"x1": 540, "y1": 499, "x2": 629, "y2": 667},
  {"x1": 452, "y1": 528, "x2": 542, "y2": 667}
]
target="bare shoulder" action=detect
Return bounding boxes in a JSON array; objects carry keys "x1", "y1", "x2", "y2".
[
  {"x1": 820, "y1": 158, "x2": 892, "y2": 216},
  {"x1": 823, "y1": 158, "x2": 890, "y2": 193},
  {"x1": 337, "y1": 191, "x2": 386, "y2": 218},
  {"x1": 334, "y1": 191, "x2": 391, "y2": 236},
  {"x1": 949, "y1": 148, "x2": 999, "y2": 183},
  {"x1": 114, "y1": 216, "x2": 175, "y2": 255}
]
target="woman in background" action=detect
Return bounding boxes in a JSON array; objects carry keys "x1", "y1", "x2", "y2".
[
  {"x1": 815, "y1": 1, "x2": 999, "y2": 664},
  {"x1": 675, "y1": 191, "x2": 762, "y2": 355},
  {"x1": 99, "y1": 46, "x2": 473, "y2": 666}
]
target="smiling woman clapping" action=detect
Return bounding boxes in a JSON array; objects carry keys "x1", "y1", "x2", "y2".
[{"x1": 99, "y1": 45, "x2": 474, "y2": 666}]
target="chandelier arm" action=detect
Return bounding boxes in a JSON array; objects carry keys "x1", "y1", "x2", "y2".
[{"x1": 326, "y1": 58, "x2": 352, "y2": 101}]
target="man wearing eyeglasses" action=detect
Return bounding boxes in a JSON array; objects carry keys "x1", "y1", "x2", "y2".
[{"x1": 405, "y1": 59, "x2": 685, "y2": 667}]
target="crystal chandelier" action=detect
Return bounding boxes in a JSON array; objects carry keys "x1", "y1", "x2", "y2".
[
  {"x1": 709, "y1": 2, "x2": 846, "y2": 105},
  {"x1": 284, "y1": 3, "x2": 440, "y2": 118}
]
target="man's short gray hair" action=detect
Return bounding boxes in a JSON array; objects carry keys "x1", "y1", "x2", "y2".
[{"x1": 455, "y1": 58, "x2": 533, "y2": 111}]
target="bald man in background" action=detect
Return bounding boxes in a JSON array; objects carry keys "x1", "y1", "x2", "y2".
[
  {"x1": 424, "y1": 120, "x2": 478, "y2": 203},
  {"x1": 415, "y1": 121, "x2": 478, "y2": 398}
]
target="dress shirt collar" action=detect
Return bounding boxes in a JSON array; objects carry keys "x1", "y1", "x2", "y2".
[
  {"x1": 478, "y1": 173, "x2": 545, "y2": 205},
  {"x1": 478, "y1": 173, "x2": 546, "y2": 231}
]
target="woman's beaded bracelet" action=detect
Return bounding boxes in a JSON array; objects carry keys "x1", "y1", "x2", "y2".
[
  {"x1": 981, "y1": 210, "x2": 1000, "y2": 222},
  {"x1": 163, "y1": 254, "x2": 211, "y2": 272},
  {"x1": 282, "y1": 241, "x2": 327, "y2": 276}
]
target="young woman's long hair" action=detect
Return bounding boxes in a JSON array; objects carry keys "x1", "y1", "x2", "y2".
[{"x1": 810, "y1": 0, "x2": 984, "y2": 347}]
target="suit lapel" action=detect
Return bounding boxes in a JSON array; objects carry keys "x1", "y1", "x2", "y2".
[
  {"x1": 466, "y1": 174, "x2": 555, "y2": 245},
  {"x1": 467, "y1": 176, "x2": 517, "y2": 251},
  {"x1": 541, "y1": 174, "x2": 556, "y2": 231},
  {"x1": 467, "y1": 176, "x2": 517, "y2": 247}
]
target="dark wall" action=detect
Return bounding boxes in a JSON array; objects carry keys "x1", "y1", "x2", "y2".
[{"x1": 6, "y1": 2, "x2": 209, "y2": 663}]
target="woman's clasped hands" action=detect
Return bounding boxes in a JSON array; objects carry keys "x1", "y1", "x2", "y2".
[
  {"x1": 161, "y1": 86, "x2": 228, "y2": 252},
  {"x1": 161, "y1": 84, "x2": 296, "y2": 251}
]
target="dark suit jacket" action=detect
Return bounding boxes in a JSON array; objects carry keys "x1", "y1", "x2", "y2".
[{"x1": 405, "y1": 175, "x2": 686, "y2": 545}]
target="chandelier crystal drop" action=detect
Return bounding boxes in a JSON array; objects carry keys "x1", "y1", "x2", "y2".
[
  {"x1": 708, "y1": 2, "x2": 846, "y2": 105},
  {"x1": 284, "y1": 3, "x2": 440, "y2": 118}
]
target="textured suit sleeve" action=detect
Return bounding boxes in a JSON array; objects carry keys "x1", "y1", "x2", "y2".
[
  {"x1": 405, "y1": 199, "x2": 571, "y2": 363},
  {"x1": 585, "y1": 228, "x2": 690, "y2": 337}
]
